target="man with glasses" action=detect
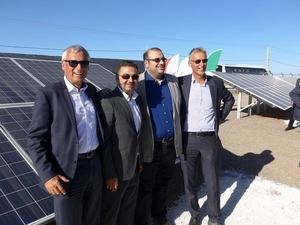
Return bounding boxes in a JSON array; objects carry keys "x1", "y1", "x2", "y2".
[
  {"x1": 135, "y1": 47, "x2": 182, "y2": 225},
  {"x1": 27, "y1": 45, "x2": 105, "y2": 225},
  {"x1": 179, "y1": 47, "x2": 234, "y2": 225},
  {"x1": 100, "y1": 60, "x2": 152, "y2": 225}
]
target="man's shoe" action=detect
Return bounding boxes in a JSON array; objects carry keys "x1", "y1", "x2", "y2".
[
  {"x1": 189, "y1": 215, "x2": 201, "y2": 225},
  {"x1": 208, "y1": 218, "x2": 224, "y2": 225},
  {"x1": 285, "y1": 126, "x2": 295, "y2": 131}
]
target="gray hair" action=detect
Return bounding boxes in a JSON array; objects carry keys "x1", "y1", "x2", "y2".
[
  {"x1": 188, "y1": 47, "x2": 207, "y2": 59},
  {"x1": 61, "y1": 45, "x2": 90, "y2": 61}
]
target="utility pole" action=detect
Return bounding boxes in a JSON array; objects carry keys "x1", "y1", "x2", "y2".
[{"x1": 266, "y1": 47, "x2": 270, "y2": 75}]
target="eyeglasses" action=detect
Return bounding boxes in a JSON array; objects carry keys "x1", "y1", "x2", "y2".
[
  {"x1": 119, "y1": 74, "x2": 139, "y2": 80},
  {"x1": 146, "y1": 57, "x2": 167, "y2": 63},
  {"x1": 64, "y1": 60, "x2": 90, "y2": 68},
  {"x1": 191, "y1": 59, "x2": 208, "y2": 64}
]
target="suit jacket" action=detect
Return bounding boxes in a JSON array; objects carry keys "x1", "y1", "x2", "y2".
[
  {"x1": 27, "y1": 80, "x2": 104, "y2": 184},
  {"x1": 137, "y1": 71, "x2": 183, "y2": 157},
  {"x1": 289, "y1": 85, "x2": 300, "y2": 121},
  {"x1": 100, "y1": 87, "x2": 152, "y2": 181},
  {"x1": 179, "y1": 74, "x2": 234, "y2": 139},
  {"x1": 296, "y1": 78, "x2": 300, "y2": 87}
]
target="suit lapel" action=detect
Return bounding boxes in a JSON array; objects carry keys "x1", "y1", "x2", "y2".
[
  {"x1": 182, "y1": 75, "x2": 192, "y2": 109},
  {"x1": 207, "y1": 76, "x2": 217, "y2": 110},
  {"x1": 59, "y1": 81, "x2": 78, "y2": 132},
  {"x1": 113, "y1": 87, "x2": 137, "y2": 132}
]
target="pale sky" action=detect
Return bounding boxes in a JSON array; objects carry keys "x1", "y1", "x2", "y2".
[{"x1": 1, "y1": 0, "x2": 300, "y2": 73}]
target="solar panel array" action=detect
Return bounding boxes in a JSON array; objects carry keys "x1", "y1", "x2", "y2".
[
  {"x1": 0, "y1": 54, "x2": 119, "y2": 224},
  {"x1": 0, "y1": 107, "x2": 53, "y2": 225},
  {"x1": 213, "y1": 72, "x2": 294, "y2": 110},
  {"x1": 15, "y1": 59, "x2": 116, "y2": 89},
  {"x1": 0, "y1": 58, "x2": 42, "y2": 104}
]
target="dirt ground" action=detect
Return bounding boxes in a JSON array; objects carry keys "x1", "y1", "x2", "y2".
[{"x1": 218, "y1": 93, "x2": 300, "y2": 188}]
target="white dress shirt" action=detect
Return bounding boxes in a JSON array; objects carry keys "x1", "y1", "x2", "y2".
[
  {"x1": 64, "y1": 76, "x2": 99, "y2": 153},
  {"x1": 119, "y1": 87, "x2": 142, "y2": 133}
]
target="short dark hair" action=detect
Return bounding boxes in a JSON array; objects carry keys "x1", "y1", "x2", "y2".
[
  {"x1": 143, "y1": 47, "x2": 163, "y2": 61},
  {"x1": 115, "y1": 60, "x2": 139, "y2": 75}
]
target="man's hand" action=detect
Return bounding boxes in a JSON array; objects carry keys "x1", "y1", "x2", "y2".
[
  {"x1": 139, "y1": 164, "x2": 143, "y2": 173},
  {"x1": 44, "y1": 175, "x2": 69, "y2": 196},
  {"x1": 106, "y1": 178, "x2": 118, "y2": 192}
]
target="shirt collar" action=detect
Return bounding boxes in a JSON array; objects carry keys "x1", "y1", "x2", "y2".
[
  {"x1": 145, "y1": 71, "x2": 166, "y2": 85},
  {"x1": 192, "y1": 75, "x2": 208, "y2": 86},
  {"x1": 118, "y1": 86, "x2": 139, "y2": 101},
  {"x1": 64, "y1": 76, "x2": 88, "y2": 93}
]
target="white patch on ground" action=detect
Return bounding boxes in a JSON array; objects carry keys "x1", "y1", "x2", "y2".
[
  {"x1": 167, "y1": 171, "x2": 300, "y2": 225},
  {"x1": 283, "y1": 119, "x2": 299, "y2": 127}
]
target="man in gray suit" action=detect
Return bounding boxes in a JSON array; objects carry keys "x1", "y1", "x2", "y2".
[
  {"x1": 27, "y1": 45, "x2": 105, "y2": 225},
  {"x1": 135, "y1": 47, "x2": 182, "y2": 225},
  {"x1": 100, "y1": 60, "x2": 152, "y2": 225},
  {"x1": 179, "y1": 47, "x2": 234, "y2": 225}
]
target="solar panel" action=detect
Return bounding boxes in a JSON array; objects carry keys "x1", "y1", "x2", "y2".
[
  {"x1": 273, "y1": 75, "x2": 300, "y2": 87},
  {"x1": 15, "y1": 59, "x2": 116, "y2": 90},
  {"x1": 0, "y1": 58, "x2": 42, "y2": 104},
  {"x1": 88, "y1": 64, "x2": 116, "y2": 89},
  {"x1": 213, "y1": 72, "x2": 293, "y2": 110},
  {"x1": 0, "y1": 106, "x2": 54, "y2": 225}
]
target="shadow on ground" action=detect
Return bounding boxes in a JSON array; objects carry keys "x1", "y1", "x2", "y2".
[
  {"x1": 167, "y1": 148, "x2": 274, "y2": 224},
  {"x1": 46, "y1": 149, "x2": 274, "y2": 225}
]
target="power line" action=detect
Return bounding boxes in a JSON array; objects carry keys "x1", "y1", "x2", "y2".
[{"x1": 0, "y1": 44, "x2": 144, "y2": 53}]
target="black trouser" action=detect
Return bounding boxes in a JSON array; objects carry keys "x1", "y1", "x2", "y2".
[
  {"x1": 181, "y1": 132, "x2": 220, "y2": 220},
  {"x1": 287, "y1": 106, "x2": 295, "y2": 128},
  {"x1": 54, "y1": 155, "x2": 102, "y2": 225},
  {"x1": 102, "y1": 172, "x2": 139, "y2": 225},
  {"x1": 135, "y1": 140, "x2": 176, "y2": 225}
]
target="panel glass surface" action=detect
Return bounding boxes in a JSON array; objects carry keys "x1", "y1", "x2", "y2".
[
  {"x1": 213, "y1": 72, "x2": 293, "y2": 110},
  {"x1": 0, "y1": 107, "x2": 53, "y2": 224},
  {"x1": 0, "y1": 58, "x2": 42, "y2": 104},
  {"x1": 16, "y1": 59, "x2": 116, "y2": 89}
]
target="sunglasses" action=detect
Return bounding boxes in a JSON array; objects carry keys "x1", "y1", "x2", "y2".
[
  {"x1": 191, "y1": 59, "x2": 208, "y2": 64},
  {"x1": 119, "y1": 74, "x2": 139, "y2": 80},
  {"x1": 64, "y1": 60, "x2": 90, "y2": 68},
  {"x1": 146, "y1": 57, "x2": 167, "y2": 63}
]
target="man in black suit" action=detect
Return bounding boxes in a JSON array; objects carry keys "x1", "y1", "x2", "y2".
[
  {"x1": 285, "y1": 78, "x2": 300, "y2": 131},
  {"x1": 100, "y1": 60, "x2": 152, "y2": 225},
  {"x1": 135, "y1": 47, "x2": 182, "y2": 225},
  {"x1": 179, "y1": 47, "x2": 234, "y2": 225},
  {"x1": 289, "y1": 80, "x2": 300, "y2": 128},
  {"x1": 27, "y1": 45, "x2": 105, "y2": 225}
]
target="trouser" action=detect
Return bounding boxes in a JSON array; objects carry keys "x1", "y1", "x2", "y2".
[
  {"x1": 102, "y1": 172, "x2": 139, "y2": 225},
  {"x1": 135, "y1": 141, "x2": 176, "y2": 225},
  {"x1": 54, "y1": 155, "x2": 102, "y2": 225},
  {"x1": 182, "y1": 133, "x2": 220, "y2": 220}
]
